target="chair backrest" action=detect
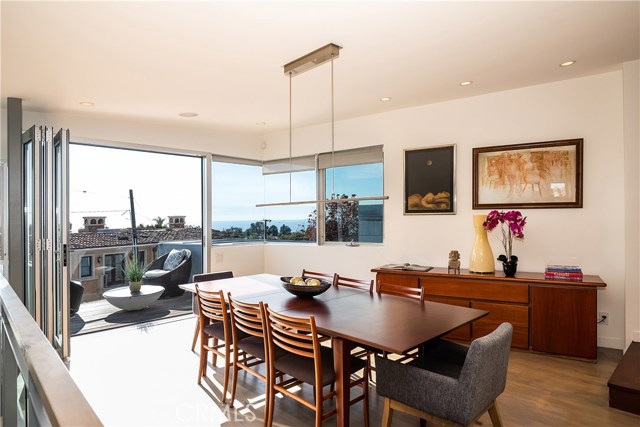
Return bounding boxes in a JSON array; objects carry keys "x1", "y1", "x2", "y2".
[
  {"x1": 228, "y1": 294, "x2": 265, "y2": 342},
  {"x1": 333, "y1": 274, "x2": 373, "y2": 292},
  {"x1": 194, "y1": 271, "x2": 234, "y2": 282},
  {"x1": 265, "y1": 305, "x2": 326, "y2": 390},
  {"x1": 195, "y1": 285, "x2": 227, "y2": 324},
  {"x1": 458, "y1": 322, "x2": 513, "y2": 422},
  {"x1": 377, "y1": 281, "x2": 425, "y2": 301},
  {"x1": 301, "y1": 269, "x2": 333, "y2": 282}
]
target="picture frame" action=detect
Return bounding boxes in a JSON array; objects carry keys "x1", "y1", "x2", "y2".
[
  {"x1": 472, "y1": 138, "x2": 583, "y2": 209},
  {"x1": 404, "y1": 144, "x2": 456, "y2": 214}
]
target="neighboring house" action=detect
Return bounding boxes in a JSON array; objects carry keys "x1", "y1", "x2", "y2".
[{"x1": 70, "y1": 217, "x2": 202, "y2": 301}]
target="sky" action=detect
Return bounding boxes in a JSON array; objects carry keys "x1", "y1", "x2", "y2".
[{"x1": 69, "y1": 144, "x2": 383, "y2": 232}]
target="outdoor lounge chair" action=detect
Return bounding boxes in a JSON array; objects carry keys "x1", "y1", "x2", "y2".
[{"x1": 143, "y1": 249, "x2": 192, "y2": 298}]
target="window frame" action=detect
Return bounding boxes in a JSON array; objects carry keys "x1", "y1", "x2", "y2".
[{"x1": 211, "y1": 145, "x2": 385, "y2": 246}]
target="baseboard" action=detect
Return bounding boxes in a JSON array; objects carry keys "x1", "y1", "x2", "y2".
[{"x1": 598, "y1": 336, "x2": 626, "y2": 350}]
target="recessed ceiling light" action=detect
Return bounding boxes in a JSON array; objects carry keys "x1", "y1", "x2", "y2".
[
  {"x1": 79, "y1": 101, "x2": 95, "y2": 107},
  {"x1": 256, "y1": 121, "x2": 267, "y2": 126},
  {"x1": 179, "y1": 112, "x2": 198, "y2": 118},
  {"x1": 380, "y1": 97, "x2": 391, "y2": 102},
  {"x1": 460, "y1": 81, "x2": 473, "y2": 86},
  {"x1": 560, "y1": 60, "x2": 576, "y2": 67}
]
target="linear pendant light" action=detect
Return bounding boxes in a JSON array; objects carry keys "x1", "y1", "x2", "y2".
[{"x1": 256, "y1": 43, "x2": 389, "y2": 208}]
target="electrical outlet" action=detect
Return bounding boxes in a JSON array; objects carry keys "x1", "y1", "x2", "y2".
[{"x1": 598, "y1": 312, "x2": 609, "y2": 326}]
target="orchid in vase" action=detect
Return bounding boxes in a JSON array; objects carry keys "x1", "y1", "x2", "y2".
[{"x1": 483, "y1": 210, "x2": 527, "y2": 271}]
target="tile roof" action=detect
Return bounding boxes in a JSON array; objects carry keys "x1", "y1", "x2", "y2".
[{"x1": 70, "y1": 227, "x2": 203, "y2": 250}]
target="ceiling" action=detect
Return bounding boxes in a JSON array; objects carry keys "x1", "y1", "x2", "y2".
[{"x1": 2, "y1": 1, "x2": 639, "y2": 135}]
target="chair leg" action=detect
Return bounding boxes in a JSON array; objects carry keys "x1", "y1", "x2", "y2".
[
  {"x1": 229, "y1": 350, "x2": 240, "y2": 407},
  {"x1": 191, "y1": 317, "x2": 199, "y2": 351},
  {"x1": 221, "y1": 342, "x2": 231, "y2": 403},
  {"x1": 266, "y1": 365, "x2": 275, "y2": 427},
  {"x1": 198, "y1": 336, "x2": 207, "y2": 384},
  {"x1": 382, "y1": 397, "x2": 393, "y2": 427},
  {"x1": 487, "y1": 401, "x2": 503, "y2": 427},
  {"x1": 212, "y1": 338, "x2": 219, "y2": 366},
  {"x1": 314, "y1": 384, "x2": 323, "y2": 427},
  {"x1": 363, "y1": 364, "x2": 370, "y2": 427}
]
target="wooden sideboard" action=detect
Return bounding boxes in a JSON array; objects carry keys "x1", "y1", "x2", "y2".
[{"x1": 371, "y1": 267, "x2": 607, "y2": 360}]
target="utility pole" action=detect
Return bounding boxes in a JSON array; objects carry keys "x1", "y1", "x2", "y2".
[{"x1": 129, "y1": 189, "x2": 138, "y2": 259}]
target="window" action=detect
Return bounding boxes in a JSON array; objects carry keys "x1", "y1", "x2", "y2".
[
  {"x1": 319, "y1": 146, "x2": 384, "y2": 243},
  {"x1": 80, "y1": 256, "x2": 93, "y2": 278},
  {"x1": 212, "y1": 158, "x2": 265, "y2": 243},
  {"x1": 211, "y1": 146, "x2": 384, "y2": 245},
  {"x1": 262, "y1": 156, "x2": 316, "y2": 243}
]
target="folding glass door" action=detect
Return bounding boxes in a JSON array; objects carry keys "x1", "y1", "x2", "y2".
[{"x1": 22, "y1": 126, "x2": 70, "y2": 359}]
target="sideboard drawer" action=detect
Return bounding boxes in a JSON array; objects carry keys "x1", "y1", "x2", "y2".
[
  {"x1": 423, "y1": 279, "x2": 529, "y2": 304},
  {"x1": 471, "y1": 301, "x2": 529, "y2": 349}
]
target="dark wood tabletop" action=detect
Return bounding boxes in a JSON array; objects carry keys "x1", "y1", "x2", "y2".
[{"x1": 180, "y1": 274, "x2": 488, "y2": 427}]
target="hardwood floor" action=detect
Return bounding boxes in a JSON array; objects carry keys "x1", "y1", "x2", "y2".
[{"x1": 69, "y1": 317, "x2": 639, "y2": 426}]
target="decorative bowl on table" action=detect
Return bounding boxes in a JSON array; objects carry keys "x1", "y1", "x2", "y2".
[{"x1": 280, "y1": 276, "x2": 332, "y2": 297}]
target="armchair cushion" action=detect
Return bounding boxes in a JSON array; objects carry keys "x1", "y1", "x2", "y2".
[
  {"x1": 163, "y1": 249, "x2": 186, "y2": 271},
  {"x1": 144, "y1": 269, "x2": 168, "y2": 279}
]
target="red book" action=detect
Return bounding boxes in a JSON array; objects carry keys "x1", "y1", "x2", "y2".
[{"x1": 545, "y1": 271, "x2": 584, "y2": 279}]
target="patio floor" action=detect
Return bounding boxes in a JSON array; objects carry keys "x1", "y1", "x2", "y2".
[{"x1": 71, "y1": 289, "x2": 194, "y2": 336}]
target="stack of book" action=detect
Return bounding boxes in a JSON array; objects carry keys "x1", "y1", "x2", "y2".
[{"x1": 545, "y1": 264, "x2": 583, "y2": 281}]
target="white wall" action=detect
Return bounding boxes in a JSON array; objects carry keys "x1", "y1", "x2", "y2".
[
  {"x1": 19, "y1": 110, "x2": 263, "y2": 159},
  {"x1": 263, "y1": 71, "x2": 628, "y2": 349},
  {"x1": 623, "y1": 60, "x2": 640, "y2": 346}
]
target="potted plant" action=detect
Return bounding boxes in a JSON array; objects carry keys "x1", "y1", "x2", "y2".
[
  {"x1": 123, "y1": 256, "x2": 146, "y2": 293},
  {"x1": 483, "y1": 210, "x2": 527, "y2": 277}
]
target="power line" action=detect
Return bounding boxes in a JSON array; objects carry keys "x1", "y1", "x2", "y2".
[{"x1": 71, "y1": 209, "x2": 129, "y2": 214}]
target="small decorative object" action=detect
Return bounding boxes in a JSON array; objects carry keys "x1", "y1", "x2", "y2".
[
  {"x1": 448, "y1": 250, "x2": 461, "y2": 274},
  {"x1": 469, "y1": 215, "x2": 495, "y2": 274},
  {"x1": 280, "y1": 276, "x2": 331, "y2": 297},
  {"x1": 123, "y1": 256, "x2": 147, "y2": 293},
  {"x1": 483, "y1": 210, "x2": 527, "y2": 277}
]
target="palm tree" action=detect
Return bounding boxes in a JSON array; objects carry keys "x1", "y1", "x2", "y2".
[{"x1": 153, "y1": 216, "x2": 166, "y2": 229}]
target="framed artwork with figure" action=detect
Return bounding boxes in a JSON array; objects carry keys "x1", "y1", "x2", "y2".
[
  {"x1": 404, "y1": 144, "x2": 456, "y2": 214},
  {"x1": 472, "y1": 138, "x2": 583, "y2": 209}
]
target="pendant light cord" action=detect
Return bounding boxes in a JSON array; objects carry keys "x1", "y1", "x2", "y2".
[
  {"x1": 289, "y1": 71, "x2": 293, "y2": 203},
  {"x1": 331, "y1": 54, "x2": 335, "y2": 199}
]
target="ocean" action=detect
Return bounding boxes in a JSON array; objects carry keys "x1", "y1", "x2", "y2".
[{"x1": 213, "y1": 219, "x2": 310, "y2": 232}]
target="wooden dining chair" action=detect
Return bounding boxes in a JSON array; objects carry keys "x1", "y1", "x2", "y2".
[
  {"x1": 227, "y1": 294, "x2": 283, "y2": 416},
  {"x1": 376, "y1": 281, "x2": 425, "y2": 301},
  {"x1": 332, "y1": 274, "x2": 374, "y2": 292},
  {"x1": 333, "y1": 274, "x2": 376, "y2": 378},
  {"x1": 263, "y1": 305, "x2": 369, "y2": 427},
  {"x1": 195, "y1": 285, "x2": 233, "y2": 402},
  {"x1": 301, "y1": 269, "x2": 333, "y2": 282},
  {"x1": 376, "y1": 280, "x2": 425, "y2": 362},
  {"x1": 191, "y1": 271, "x2": 234, "y2": 351}
]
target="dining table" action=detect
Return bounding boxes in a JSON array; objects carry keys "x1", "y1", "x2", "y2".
[{"x1": 180, "y1": 273, "x2": 488, "y2": 427}]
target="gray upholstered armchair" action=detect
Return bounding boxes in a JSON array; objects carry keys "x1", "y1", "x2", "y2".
[
  {"x1": 376, "y1": 322, "x2": 513, "y2": 427},
  {"x1": 143, "y1": 249, "x2": 192, "y2": 298}
]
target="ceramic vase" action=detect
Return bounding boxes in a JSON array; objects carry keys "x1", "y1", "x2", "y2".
[
  {"x1": 469, "y1": 214, "x2": 495, "y2": 274},
  {"x1": 129, "y1": 280, "x2": 142, "y2": 293},
  {"x1": 502, "y1": 260, "x2": 518, "y2": 277}
]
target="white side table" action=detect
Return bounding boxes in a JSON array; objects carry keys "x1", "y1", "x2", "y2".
[{"x1": 103, "y1": 285, "x2": 164, "y2": 311}]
